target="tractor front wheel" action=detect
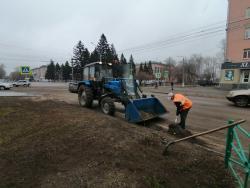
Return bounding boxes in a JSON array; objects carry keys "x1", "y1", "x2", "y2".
[
  {"x1": 78, "y1": 85, "x2": 93, "y2": 108},
  {"x1": 234, "y1": 96, "x2": 248, "y2": 107},
  {"x1": 101, "y1": 97, "x2": 115, "y2": 115}
]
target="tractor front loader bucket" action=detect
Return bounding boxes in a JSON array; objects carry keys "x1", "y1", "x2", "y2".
[{"x1": 125, "y1": 97, "x2": 167, "y2": 123}]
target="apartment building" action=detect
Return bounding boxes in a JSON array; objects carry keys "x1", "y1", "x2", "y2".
[
  {"x1": 220, "y1": 0, "x2": 250, "y2": 88},
  {"x1": 32, "y1": 65, "x2": 47, "y2": 81}
]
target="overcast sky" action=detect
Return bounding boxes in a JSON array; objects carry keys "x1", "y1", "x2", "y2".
[{"x1": 0, "y1": 0, "x2": 228, "y2": 73}]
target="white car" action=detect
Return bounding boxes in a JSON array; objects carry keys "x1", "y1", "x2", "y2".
[
  {"x1": 13, "y1": 80, "x2": 31, "y2": 87},
  {"x1": 0, "y1": 82, "x2": 12, "y2": 90},
  {"x1": 226, "y1": 88, "x2": 250, "y2": 107}
]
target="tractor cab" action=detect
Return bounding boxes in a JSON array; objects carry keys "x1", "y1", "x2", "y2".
[{"x1": 83, "y1": 62, "x2": 113, "y2": 81}]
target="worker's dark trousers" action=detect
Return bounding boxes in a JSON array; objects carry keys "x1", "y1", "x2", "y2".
[{"x1": 179, "y1": 109, "x2": 190, "y2": 129}]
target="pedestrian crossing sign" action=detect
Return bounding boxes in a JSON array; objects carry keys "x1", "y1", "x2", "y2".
[{"x1": 20, "y1": 66, "x2": 31, "y2": 75}]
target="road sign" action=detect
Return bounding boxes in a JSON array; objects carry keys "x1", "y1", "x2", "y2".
[
  {"x1": 163, "y1": 71, "x2": 168, "y2": 79},
  {"x1": 20, "y1": 66, "x2": 31, "y2": 75},
  {"x1": 155, "y1": 72, "x2": 161, "y2": 79}
]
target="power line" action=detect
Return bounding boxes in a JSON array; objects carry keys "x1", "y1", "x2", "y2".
[
  {"x1": 118, "y1": 16, "x2": 249, "y2": 54},
  {"x1": 117, "y1": 23, "x2": 226, "y2": 53},
  {"x1": 120, "y1": 28, "x2": 226, "y2": 55},
  {"x1": 131, "y1": 30, "x2": 225, "y2": 55}
]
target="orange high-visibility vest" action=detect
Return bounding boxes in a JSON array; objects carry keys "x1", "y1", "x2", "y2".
[{"x1": 173, "y1": 94, "x2": 192, "y2": 110}]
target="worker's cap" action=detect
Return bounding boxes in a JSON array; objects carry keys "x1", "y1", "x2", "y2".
[{"x1": 167, "y1": 92, "x2": 174, "y2": 100}]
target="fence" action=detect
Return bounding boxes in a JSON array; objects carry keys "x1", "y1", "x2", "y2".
[{"x1": 225, "y1": 120, "x2": 250, "y2": 188}]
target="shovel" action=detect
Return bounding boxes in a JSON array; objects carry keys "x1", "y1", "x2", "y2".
[{"x1": 163, "y1": 119, "x2": 246, "y2": 155}]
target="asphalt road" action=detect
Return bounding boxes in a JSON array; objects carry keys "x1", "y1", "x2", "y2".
[
  {"x1": 143, "y1": 86, "x2": 250, "y2": 150},
  {"x1": 4, "y1": 82, "x2": 249, "y2": 152}
]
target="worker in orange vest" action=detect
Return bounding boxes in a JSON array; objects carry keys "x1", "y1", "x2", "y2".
[{"x1": 168, "y1": 92, "x2": 192, "y2": 129}]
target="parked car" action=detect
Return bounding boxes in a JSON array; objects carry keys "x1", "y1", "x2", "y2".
[
  {"x1": 0, "y1": 82, "x2": 12, "y2": 90},
  {"x1": 226, "y1": 87, "x2": 250, "y2": 107},
  {"x1": 198, "y1": 80, "x2": 219, "y2": 86},
  {"x1": 13, "y1": 80, "x2": 30, "y2": 87},
  {"x1": 68, "y1": 81, "x2": 78, "y2": 93}
]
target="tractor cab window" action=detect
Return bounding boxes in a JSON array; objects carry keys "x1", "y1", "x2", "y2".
[
  {"x1": 83, "y1": 67, "x2": 89, "y2": 80},
  {"x1": 94, "y1": 65, "x2": 102, "y2": 80},
  {"x1": 89, "y1": 66, "x2": 95, "y2": 80},
  {"x1": 122, "y1": 79, "x2": 140, "y2": 99},
  {"x1": 100, "y1": 66, "x2": 113, "y2": 79}
]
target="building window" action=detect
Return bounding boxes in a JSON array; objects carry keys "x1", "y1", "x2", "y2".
[
  {"x1": 225, "y1": 70, "x2": 234, "y2": 81},
  {"x1": 243, "y1": 49, "x2": 250, "y2": 59},
  {"x1": 246, "y1": 8, "x2": 250, "y2": 18},
  {"x1": 245, "y1": 28, "x2": 250, "y2": 39},
  {"x1": 242, "y1": 71, "x2": 250, "y2": 83}
]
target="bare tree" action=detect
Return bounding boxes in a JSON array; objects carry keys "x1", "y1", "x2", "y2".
[
  {"x1": 136, "y1": 71, "x2": 153, "y2": 85},
  {"x1": 0, "y1": 64, "x2": 6, "y2": 79},
  {"x1": 9, "y1": 68, "x2": 25, "y2": 81}
]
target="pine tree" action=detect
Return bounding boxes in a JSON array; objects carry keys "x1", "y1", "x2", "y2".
[
  {"x1": 139, "y1": 63, "x2": 143, "y2": 72},
  {"x1": 120, "y1": 53, "x2": 127, "y2": 64},
  {"x1": 0, "y1": 64, "x2": 6, "y2": 79},
  {"x1": 110, "y1": 44, "x2": 119, "y2": 63},
  {"x1": 96, "y1": 34, "x2": 112, "y2": 64},
  {"x1": 55, "y1": 63, "x2": 61, "y2": 81},
  {"x1": 111, "y1": 45, "x2": 121, "y2": 78},
  {"x1": 148, "y1": 61, "x2": 153, "y2": 75},
  {"x1": 83, "y1": 48, "x2": 90, "y2": 65},
  {"x1": 45, "y1": 60, "x2": 56, "y2": 80},
  {"x1": 62, "y1": 61, "x2": 72, "y2": 81},
  {"x1": 61, "y1": 64, "x2": 65, "y2": 81},
  {"x1": 90, "y1": 48, "x2": 100, "y2": 63},
  {"x1": 129, "y1": 54, "x2": 136, "y2": 76},
  {"x1": 72, "y1": 40, "x2": 89, "y2": 80},
  {"x1": 144, "y1": 62, "x2": 148, "y2": 73}
]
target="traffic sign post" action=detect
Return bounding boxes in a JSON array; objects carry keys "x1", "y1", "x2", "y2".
[
  {"x1": 155, "y1": 72, "x2": 161, "y2": 79},
  {"x1": 20, "y1": 66, "x2": 32, "y2": 75},
  {"x1": 163, "y1": 71, "x2": 168, "y2": 79}
]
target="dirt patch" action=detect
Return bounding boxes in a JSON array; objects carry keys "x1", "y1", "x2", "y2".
[{"x1": 0, "y1": 97, "x2": 234, "y2": 188}]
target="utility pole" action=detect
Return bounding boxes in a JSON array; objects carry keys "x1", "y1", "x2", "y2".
[
  {"x1": 182, "y1": 57, "x2": 185, "y2": 87},
  {"x1": 71, "y1": 58, "x2": 74, "y2": 81},
  {"x1": 177, "y1": 56, "x2": 185, "y2": 87}
]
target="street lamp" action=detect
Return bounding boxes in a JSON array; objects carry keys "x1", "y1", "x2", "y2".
[{"x1": 71, "y1": 58, "x2": 74, "y2": 81}]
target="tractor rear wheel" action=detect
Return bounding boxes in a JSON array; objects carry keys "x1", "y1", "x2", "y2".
[
  {"x1": 101, "y1": 97, "x2": 115, "y2": 115},
  {"x1": 78, "y1": 85, "x2": 93, "y2": 108},
  {"x1": 235, "y1": 96, "x2": 248, "y2": 107}
]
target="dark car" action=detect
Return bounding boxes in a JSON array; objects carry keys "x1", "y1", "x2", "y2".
[
  {"x1": 197, "y1": 80, "x2": 219, "y2": 86},
  {"x1": 68, "y1": 81, "x2": 78, "y2": 93}
]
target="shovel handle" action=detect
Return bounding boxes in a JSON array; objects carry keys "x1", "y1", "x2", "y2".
[{"x1": 163, "y1": 119, "x2": 246, "y2": 154}]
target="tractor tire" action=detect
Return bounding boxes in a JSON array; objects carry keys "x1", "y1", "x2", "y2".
[
  {"x1": 101, "y1": 97, "x2": 115, "y2": 115},
  {"x1": 234, "y1": 96, "x2": 248, "y2": 107},
  {"x1": 78, "y1": 85, "x2": 93, "y2": 108}
]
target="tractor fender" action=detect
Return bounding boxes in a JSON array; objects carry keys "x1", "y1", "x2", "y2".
[
  {"x1": 98, "y1": 93, "x2": 113, "y2": 106},
  {"x1": 77, "y1": 80, "x2": 92, "y2": 90}
]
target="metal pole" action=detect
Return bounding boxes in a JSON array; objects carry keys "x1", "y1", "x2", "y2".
[
  {"x1": 182, "y1": 57, "x2": 185, "y2": 87},
  {"x1": 71, "y1": 59, "x2": 74, "y2": 81}
]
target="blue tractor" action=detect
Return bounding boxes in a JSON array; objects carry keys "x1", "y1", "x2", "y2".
[{"x1": 77, "y1": 62, "x2": 167, "y2": 123}]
